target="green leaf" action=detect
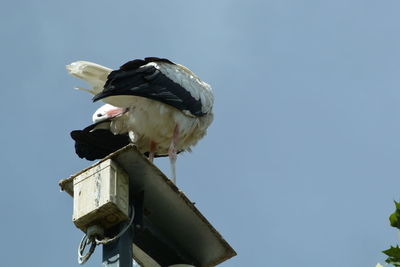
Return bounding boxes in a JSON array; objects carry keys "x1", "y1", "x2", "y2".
[
  {"x1": 384, "y1": 246, "x2": 400, "y2": 257},
  {"x1": 386, "y1": 257, "x2": 400, "y2": 267},
  {"x1": 384, "y1": 246, "x2": 400, "y2": 266},
  {"x1": 389, "y1": 201, "x2": 400, "y2": 229}
]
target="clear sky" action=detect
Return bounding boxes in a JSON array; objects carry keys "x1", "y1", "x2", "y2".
[{"x1": 1, "y1": 1, "x2": 400, "y2": 266}]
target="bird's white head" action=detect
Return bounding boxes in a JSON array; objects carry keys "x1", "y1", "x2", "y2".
[{"x1": 92, "y1": 104, "x2": 127, "y2": 123}]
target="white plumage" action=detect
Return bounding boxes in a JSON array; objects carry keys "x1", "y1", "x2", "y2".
[
  {"x1": 66, "y1": 61, "x2": 112, "y2": 95},
  {"x1": 67, "y1": 58, "x2": 214, "y2": 183}
]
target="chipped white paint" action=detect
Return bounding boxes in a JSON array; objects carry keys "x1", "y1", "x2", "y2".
[{"x1": 72, "y1": 159, "x2": 129, "y2": 232}]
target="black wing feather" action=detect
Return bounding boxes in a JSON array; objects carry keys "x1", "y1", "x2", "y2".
[
  {"x1": 93, "y1": 58, "x2": 205, "y2": 117},
  {"x1": 70, "y1": 123, "x2": 131, "y2": 160},
  {"x1": 70, "y1": 122, "x2": 181, "y2": 160}
]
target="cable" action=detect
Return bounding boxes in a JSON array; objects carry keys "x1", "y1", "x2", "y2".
[
  {"x1": 77, "y1": 206, "x2": 135, "y2": 264},
  {"x1": 78, "y1": 234, "x2": 96, "y2": 265},
  {"x1": 96, "y1": 206, "x2": 135, "y2": 245}
]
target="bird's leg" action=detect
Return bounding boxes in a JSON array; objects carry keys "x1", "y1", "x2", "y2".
[
  {"x1": 148, "y1": 141, "x2": 156, "y2": 163},
  {"x1": 168, "y1": 124, "x2": 180, "y2": 184}
]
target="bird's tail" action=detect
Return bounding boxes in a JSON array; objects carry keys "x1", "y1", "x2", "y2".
[{"x1": 66, "y1": 61, "x2": 112, "y2": 95}]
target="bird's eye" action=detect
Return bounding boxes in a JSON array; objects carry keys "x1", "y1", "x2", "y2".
[{"x1": 97, "y1": 113, "x2": 102, "y2": 117}]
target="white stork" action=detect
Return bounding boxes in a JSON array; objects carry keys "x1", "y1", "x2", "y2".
[{"x1": 67, "y1": 57, "x2": 214, "y2": 183}]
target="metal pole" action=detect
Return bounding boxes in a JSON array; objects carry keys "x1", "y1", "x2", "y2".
[
  {"x1": 102, "y1": 216, "x2": 134, "y2": 267},
  {"x1": 102, "y1": 187, "x2": 138, "y2": 267},
  {"x1": 102, "y1": 184, "x2": 142, "y2": 267}
]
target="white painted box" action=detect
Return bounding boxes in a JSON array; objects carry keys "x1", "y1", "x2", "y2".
[{"x1": 72, "y1": 159, "x2": 129, "y2": 232}]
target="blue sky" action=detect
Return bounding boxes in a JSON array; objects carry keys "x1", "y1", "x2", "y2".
[{"x1": 1, "y1": 1, "x2": 400, "y2": 266}]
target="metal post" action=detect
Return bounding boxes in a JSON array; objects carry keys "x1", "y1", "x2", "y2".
[
  {"x1": 102, "y1": 215, "x2": 134, "y2": 267},
  {"x1": 102, "y1": 188, "x2": 138, "y2": 267},
  {"x1": 102, "y1": 187, "x2": 143, "y2": 267}
]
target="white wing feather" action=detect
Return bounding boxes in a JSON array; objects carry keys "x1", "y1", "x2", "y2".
[{"x1": 66, "y1": 61, "x2": 112, "y2": 95}]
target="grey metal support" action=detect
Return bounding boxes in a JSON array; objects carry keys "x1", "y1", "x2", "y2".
[
  {"x1": 102, "y1": 183, "x2": 144, "y2": 267},
  {"x1": 102, "y1": 184, "x2": 138, "y2": 267},
  {"x1": 102, "y1": 213, "x2": 134, "y2": 267}
]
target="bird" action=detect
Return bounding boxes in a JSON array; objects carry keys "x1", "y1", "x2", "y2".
[
  {"x1": 67, "y1": 57, "x2": 214, "y2": 183},
  {"x1": 71, "y1": 104, "x2": 180, "y2": 160}
]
